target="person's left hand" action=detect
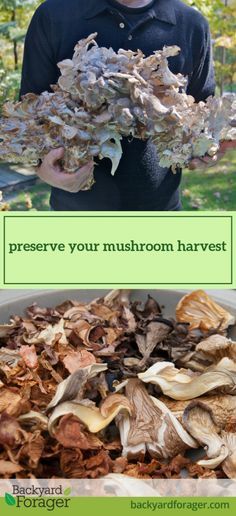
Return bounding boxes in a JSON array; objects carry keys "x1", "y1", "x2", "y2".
[{"x1": 188, "y1": 140, "x2": 236, "y2": 170}]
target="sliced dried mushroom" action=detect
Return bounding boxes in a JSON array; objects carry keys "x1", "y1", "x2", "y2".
[
  {"x1": 136, "y1": 321, "x2": 172, "y2": 367},
  {"x1": 221, "y1": 432, "x2": 236, "y2": 479},
  {"x1": 116, "y1": 379, "x2": 197, "y2": 460},
  {"x1": 195, "y1": 335, "x2": 236, "y2": 363},
  {"x1": 0, "y1": 323, "x2": 16, "y2": 338},
  {"x1": 178, "y1": 335, "x2": 236, "y2": 372},
  {"x1": 159, "y1": 394, "x2": 236, "y2": 431},
  {"x1": 0, "y1": 348, "x2": 21, "y2": 367},
  {"x1": 0, "y1": 388, "x2": 24, "y2": 416},
  {"x1": 0, "y1": 460, "x2": 23, "y2": 475},
  {"x1": 19, "y1": 345, "x2": 38, "y2": 369},
  {"x1": 18, "y1": 411, "x2": 48, "y2": 431},
  {"x1": 176, "y1": 290, "x2": 235, "y2": 331},
  {"x1": 62, "y1": 349, "x2": 96, "y2": 373},
  {"x1": 53, "y1": 414, "x2": 103, "y2": 449},
  {"x1": 23, "y1": 319, "x2": 68, "y2": 346},
  {"x1": 0, "y1": 412, "x2": 26, "y2": 446},
  {"x1": 183, "y1": 401, "x2": 228, "y2": 469},
  {"x1": 48, "y1": 393, "x2": 131, "y2": 435},
  {"x1": 102, "y1": 290, "x2": 131, "y2": 308},
  {"x1": 0, "y1": 289, "x2": 235, "y2": 479},
  {"x1": 123, "y1": 358, "x2": 141, "y2": 368},
  {"x1": 138, "y1": 359, "x2": 236, "y2": 400},
  {"x1": 46, "y1": 363, "x2": 107, "y2": 411}
]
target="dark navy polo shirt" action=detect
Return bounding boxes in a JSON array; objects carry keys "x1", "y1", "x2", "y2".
[{"x1": 20, "y1": 0, "x2": 215, "y2": 211}]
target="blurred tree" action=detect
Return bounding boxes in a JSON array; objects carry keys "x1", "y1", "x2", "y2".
[
  {"x1": 0, "y1": 0, "x2": 235, "y2": 109},
  {"x1": 0, "y1": 1, "x2": 40, "y2": 68},
  {"x1": 185, "y1": 0, "x2": 236, "y2": 93},
  {"x1": 0, "y1": 0, "x2": 41, "y2": 107}
]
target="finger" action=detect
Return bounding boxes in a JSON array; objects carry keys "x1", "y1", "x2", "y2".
[
  {"x1": 189, "y1": 154, "x2": 218, "y2": 169},
  {"x1": 201, "y1": 155, "x2": 218, "y2": 164},
  {"x1": 74, "y1": 161, "x2": 94, "y2": 176},
  {"x1": 56, "y1": 161, "x2": 94, "y2": 178},
  {"x1": 220, "y1": 140, "x2": 236, "y2": 153},
  {"x1": 45, "y1": 147, "x2": 65, "y2": 167},
  {"x1": 58, "y1": 165, "x2": 94, "y2": 192},
  {"x1": 188, "y1": 159, "x2": 201, "y2": 170},
  {"x1": 216, "y1": 152, "x2": 224, "y2": 161}
]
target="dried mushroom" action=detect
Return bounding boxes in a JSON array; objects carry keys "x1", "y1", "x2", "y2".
[
  {"x1": 159, "y1": 394, "x2": 236, "y2": 431},
  {"x1": 116, "y1": 379, "x2": 197, "y2": 460},
  {"x1": 49, "y1": 394, "x2": 132, "y2": 435},
  {"x1": 176, "y1": 290, "x2": 235, "y2": 331},
  {"x1": 0, "y1": 33, "x2": 235, "y2": 187},
  {"x1": 195, "y1": 335, "x2": 236, "y2": 363},
  {"x1": 221, "y1": 432, "x2": 236, "y2": 478},
  {"x1": 138, "y1": 358, "x2": 236, "y2": 399},
  {"x1": 46, "y1": 363, "x2": 108, "y2": 411},
  {"x1": 183, "y1": 402, "x2": 228, "y2": 468},
  {"x1": 0, "y1": 323, "x2": 16, "y2": 338},
  {"x1": 136, "y1": 321, "x2": 172, "y2": 367},
  {"x1": 176, "y1": 334, "x2": 236, "y2": 372},
  {"x1": 0, "y1": 289, "x2": 235, "y2": 479}
]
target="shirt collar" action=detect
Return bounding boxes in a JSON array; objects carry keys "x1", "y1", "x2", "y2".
[{"x1": 84, "y1": 0, "x2": 176, "y2": 25}]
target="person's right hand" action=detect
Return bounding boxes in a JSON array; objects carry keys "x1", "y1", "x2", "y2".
[{"x1": 36, "y1": 147, "x2": 94, "y2": 192}]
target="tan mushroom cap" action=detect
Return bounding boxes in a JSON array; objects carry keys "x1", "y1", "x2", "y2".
[
  {"x1": 46, "y1": 363, "x2": 108, "y2": 412},
  {"x1": 48, "y1": 393, "x2": 132, "y2": 435},
  {"x1": 183, "y1": 401, "x2": 228, "y2": 469},
  {"x1": 138, "y1": 359, "x2": 236, "y2": 400},
  {"x1": 159, "y1": 394, "x2": 236, "y2": 431},
  {"x1": 116, "y1": 379, "x2": 197, "y2": 460},
  {"x1": 221, "y1": 432, "x2": 236, "y2": 479},
  {"x1": 196, "y1": 335, "x2": 236, "y2": 362},
  {"x1": 176, "y1": 290, "x2": 235, "y2": 331}
]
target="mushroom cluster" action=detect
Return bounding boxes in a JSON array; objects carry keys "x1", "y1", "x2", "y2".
[
  {"x1": 0, "y1": 33, "x2": 235, "y2": 187},
  {"x1": 0, "y1": 289, "x2": 235, "y2": 479}
]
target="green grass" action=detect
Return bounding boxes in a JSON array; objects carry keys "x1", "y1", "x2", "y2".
[
  {"x1": 8, "y1": 181, "x2": 50, "y2": 211},
  {"x1": 5, "y1": 149, "x2": 236, "y2": 211},
  {"x1": 181, "y1": 150, "x2": 236, "y2": 211}
]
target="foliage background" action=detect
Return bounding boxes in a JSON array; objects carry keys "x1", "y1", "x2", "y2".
[
  {"x1": 0, "y1": 1, "x2": 41, "y2": 109},
  {"x1": 0, "y1": 0, "x2": 235, "y2": 108},
  {"x1": 0, "y1": 0, "x2": 236, "y2": 106},
  {"x1": 0, "y1": 0, "x2": 235, "y2": 211}
]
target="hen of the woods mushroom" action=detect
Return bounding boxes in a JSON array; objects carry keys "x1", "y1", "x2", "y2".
[
  {"x1": 0, "y1": 33, "x2": 235, "y2": 188},
  {"x1": 0, "y1": 289, "x2": 236, "y2": 479}
]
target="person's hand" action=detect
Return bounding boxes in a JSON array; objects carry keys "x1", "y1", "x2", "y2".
[
  {"x1": 36, "y1": 147, "x2": 94, "y2": 192},
  {"x1": 188, "y1": 140, "x2": 236, "y2": 170}
]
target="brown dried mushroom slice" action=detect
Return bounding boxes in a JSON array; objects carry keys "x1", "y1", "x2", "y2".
[
  {"x1": 183, "y1": 401, "x2": 228, "y2": 469},
  {"x1": 179, "y1": 335, "x2": 236, "y2": 372},
  {"x1": 23, "y1": 319, "x2": 68, "y2": 346},
  {"x1": 195, "y1": 335, "x2": 236, "y2": 363},
  {"x1": 159, "y1": 394, "x2": 236, "y2": 431},
  {"x1": 0, "y1": 348, "x2": 21, "y2": 367},
  {"x1": 221, "y1": 432, "x2": 236, "y2": 479},
  {"x1": 136, "y1": 321, "x2": 172, "y2": 367},
  {"x1": 0, "y1": 323, "x2": 16, "y2": 338},
  {"x1": 18, "y1": 411, "x2": 48, "y2": 431},
  {"x1": 46, "y1": 363, "x2": 107, "y2": 411},
  {"x1": 116, "y1": 379, "x2": 197, "y2": 460},
  {"x1": 176, "y1": 290, "x2": 235, "y2": 331},
  {"x1": 48, "y1": 393, "x2": 131, "y2": 435},
  {"x1": 138, "y1": 359, "x2": 236, "y2": 400}
]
